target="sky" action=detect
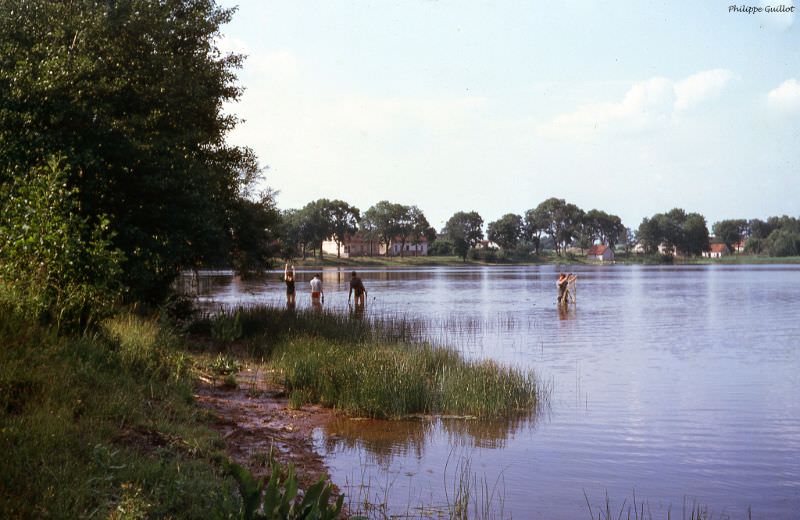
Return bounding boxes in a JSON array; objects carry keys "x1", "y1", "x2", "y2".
[{"x1": 217, "y1": 0, "x2": 799, "y2": 231}]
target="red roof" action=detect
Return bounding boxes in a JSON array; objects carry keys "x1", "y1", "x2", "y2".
[
  {"x1": 587, "y1": 244, "x2": 609, "y2": 255},
  {"x1": 709, "y1": 243, "x2": 728, "y2": 253}
]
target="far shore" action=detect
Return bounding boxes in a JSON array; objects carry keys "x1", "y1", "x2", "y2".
[{"x1": 284, "y1": 253, "x2": 800, "y2": 268}]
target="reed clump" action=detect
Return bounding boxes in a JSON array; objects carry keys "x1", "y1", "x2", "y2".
[{"x1": 205, "y1": 305, "x2": 541, "y2": 420}]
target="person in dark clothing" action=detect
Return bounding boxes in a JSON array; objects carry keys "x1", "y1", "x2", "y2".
[
  {"x1": 284, "y1": 263, "x2": 296, "y2": 307},
  {"x1": 348, "y1": 271, "x2": 367, "y2": 306},
  {"x1": 557, "y1": 273, "x2": 568, "y2": 305}
]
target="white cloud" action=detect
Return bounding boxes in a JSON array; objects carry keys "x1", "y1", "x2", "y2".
[
  {"x1": 216, "y1": 35, "x2": 249, "y2": 56},
  {"x1": 538, "y1": 69, "x2": 733, "y2": 139},
  {"x1": 767, "y1": 79, "x2": 800, "y2": 112},
  {"x1": 674, "y1": 69, "x2": 733, "y2": 111}
]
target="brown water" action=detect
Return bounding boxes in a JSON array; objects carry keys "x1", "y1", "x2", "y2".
[{"x1": 183, "y1": 265, "x2": 800, "y2": 518}]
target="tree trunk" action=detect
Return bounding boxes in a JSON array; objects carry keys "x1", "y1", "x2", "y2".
[{"x1": 337, "y1": 241, "x2": 341, "y2": 258}]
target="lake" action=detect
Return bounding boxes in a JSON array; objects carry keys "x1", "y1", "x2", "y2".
[{"x1": 184, "y1": 265, "x2": 800, "y2": 519}]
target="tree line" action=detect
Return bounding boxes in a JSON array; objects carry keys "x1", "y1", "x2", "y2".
[{"x1": 271, "y1": 197, "x2": 628, "y2": 262}]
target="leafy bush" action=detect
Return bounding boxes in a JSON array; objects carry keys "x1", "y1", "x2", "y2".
[
  {"x1": 427, "y1": 238, "x2": 454, "y2": 256},
  {"x1": 765, "y1": 229, "x2": 800, "y2": 257},
  {"x1": 228, "y1": 450, "x2": 343, "y2": 520},
  {"x1": 0, "y1": 157, "x2": 123, "y2": 330}
]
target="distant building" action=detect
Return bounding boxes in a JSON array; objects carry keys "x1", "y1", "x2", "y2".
[
  {"x1": 322, "y1": 233, "x2": 378, "y2": 258},
  {"x1": 321, "y1": 234, "x2": 428, "y2": 257},
  {"x1": 475, "y1": 240, "x2": 500, "y2": 250},
  {"x1": 386, "y1": 236, "x2": 428, "y2": 256},
  {"x1": 587, "y1": 244, "x2": 614, "y2": 262},
  {"x1": 702, "y1": 243, "x2": 729, "y2": 259}
]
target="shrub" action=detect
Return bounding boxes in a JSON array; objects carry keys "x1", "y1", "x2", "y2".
[{"x1": 0, "y1": 157, "x2": 123, "y2": 330}]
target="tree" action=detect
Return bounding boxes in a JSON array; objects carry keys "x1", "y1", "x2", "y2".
[
  {"x1": 534, "y1": 198, "x2": 584, "y2": 255},
  {"x1": 405, "y1": 207, "x2": 434, "y2": 257},
  {"x1": 278, "y1": 209, "x2": 303, "y2": 260},
  {"x1": 586, "y1": 209, "x2": 625, "y2": 248},
  {"x1": 636, "y1": 217, "x2": 661, "y2": 254},
  {"x1": 362, "y1": 201, "x2": 426, "y2": 256},
  {"x1": 765, "y1": 229, "x2": 800, "y2": 257},
  {"x1": 228, "y1": 190, "x2": 279, "y2": 273},
  {"x1": 657, "y1": 208, "x2": 687, "y2": 255},
  {"x1": 443, "y1": 211, "x2": 484, "y2": 261},
  {"x1": 487, "y1": 214, "x2": 523, "y2": 250},
  {"x1": 327, "y1": 200, "x2": 360, "y2": 258},
  {"x1": 748, "y1": 218, "x2": 775, "y2": 240},
  {"x1": 712, "y1": 219, "x2": 747, "y2": 252},
  {"x1": 682, "y1": 213, "x2": 710, "y2": 256},
  {"x1": 0, "y1": 0, "x2": 264, "y2": 302},
  {"x1": 621, "y1": 227, "x2": 637, "y2": 256},
  {"x1": 298, "y1": 199, "x2": 334, "y2": 260},
  {"x1": 523, "y1": 206, "x2": 549, "y2": 255}
]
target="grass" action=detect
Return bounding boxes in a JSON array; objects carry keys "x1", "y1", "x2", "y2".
[
  {"x1": 198, "y1": 306, "x2": 542, "y2": 420},
  {"x1": 0, "y1": 303, "x2": 241, "y2": 518}
]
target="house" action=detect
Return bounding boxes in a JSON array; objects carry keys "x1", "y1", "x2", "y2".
[
  {"x1": 475, "y1": 240, "x2": 500, "y2": 250},
  {"x1": 386, "y1": 235, "x2": 428, "y2": 257},
  {"x1": 587, "y1": 244, "x2": 614, "y2": 262},
  {"x1": 321, "y1": 233, "x2": 379, "y2": 258},
  {"x1": 702, "y1": 243, "x2": 729, "y2": 258},
  {"x1": 321, "y1": 234, "x2": 428, "y2": 257}
]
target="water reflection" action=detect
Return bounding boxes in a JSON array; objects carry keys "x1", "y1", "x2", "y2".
[
  {"x1": 181, "y1": 265, "x2": 800, "y2": 518},
  {"x1": 322, "y1": 413, "x2": 538, "y2": 467}
]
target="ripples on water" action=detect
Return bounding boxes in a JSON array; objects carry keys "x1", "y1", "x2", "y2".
[{"x1": 181, "y1": 265, "x2": 800, "y2": 518}]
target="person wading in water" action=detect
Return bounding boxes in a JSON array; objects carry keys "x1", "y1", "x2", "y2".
[
  {"x1": 557, "y1": 273, "x2": 569, "y2": 305},
  {"x1": 310, "y1": 273, "x2": 324, "y2": 310},
  {"x1": 284, "y1": 263, "x2": 296, "y2": 307},
  {"x1": 348, "y1": 271, "x2": 367, "y2": 307}
]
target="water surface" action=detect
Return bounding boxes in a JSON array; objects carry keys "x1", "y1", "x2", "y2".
[{"x1": 185, "y1": 265, "x2": 800, "y2": 518}]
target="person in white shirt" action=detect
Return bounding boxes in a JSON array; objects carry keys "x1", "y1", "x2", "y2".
[{"x1": 310, "y1": 273, "x2": 324, "y2": 303}]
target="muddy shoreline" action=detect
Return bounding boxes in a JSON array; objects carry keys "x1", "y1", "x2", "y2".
[{"x1": 194, "y1": 365, "x2": 336, "y2": 490}]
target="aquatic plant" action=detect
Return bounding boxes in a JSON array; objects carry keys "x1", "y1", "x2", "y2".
[{"x1": 228, "y1": 450, "x2": 343, "y2": 520}]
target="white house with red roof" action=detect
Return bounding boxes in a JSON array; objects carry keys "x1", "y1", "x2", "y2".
[
  {"x1": 587, "y1": 244, "x2": 615, "y2": 262},
  {"x1": 702, "y1": 243, "x2": 729, "y2": 258}
]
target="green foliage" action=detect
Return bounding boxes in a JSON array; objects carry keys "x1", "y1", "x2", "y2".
[
  {"x1": 584, "y1": 209, "x2": 625, "y2": 249},
  {"x1": 0, "y1": 0, "x2": 272, "y2": 302},
  {"x1": 363, "y1": 201, "x2": 432, "y2": 257},
  {"x1": 208, "y1": 353, "x2": 243, "y2": 377},
  {"x1": 523, "y1": 206, "x2": 549, "y2": 255},
  {"x1": 327, "y1": 199, "x2": 361, "y2": 258},
  {"x1": 428, "y1": 237, "x2": 454, "y2": 256},
  {"x1": 528, "y1": 198, "x2": 584, "y2": 256},
  {"x1": 636, "y1": 208, "x2": 709, "y2": 256},
  {"x1": 192, "y1": 306, "x2": 540, "y2": 419},
  {"x1": 211, "y1": 309, "x2": 245, "y2": 342},
  {"x1": 228, "y1": 451, "x2": 343, "y2": 520},
  {"x1": 0, "y1": 308, "x2": 239, "y2": 518},
  {"x1": 275, "y1": 336, "x2": 539, "y2": 419},
  {"x1": 230, "y1": 191, "x2": 281, "y2": 275},
  {"x1": 764, "y1": 228, "x2": 800, "y2": 257},
  {"x1": 444, "y1": 211, "x2": 485, "y2": 261},
  {"x1": 487, "y1": 213, "x2": 522, "y2": 250},
  {"x1": 712, "y1": 219, "x2": 748, "y2": 251},
  {"x1": 0, "y1": 157, "x2": 123, "y2": 330}
]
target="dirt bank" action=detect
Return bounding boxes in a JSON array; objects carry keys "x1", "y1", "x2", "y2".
[{"x1": 194, "y1": 365, "x2": 336, "y2": 489}]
